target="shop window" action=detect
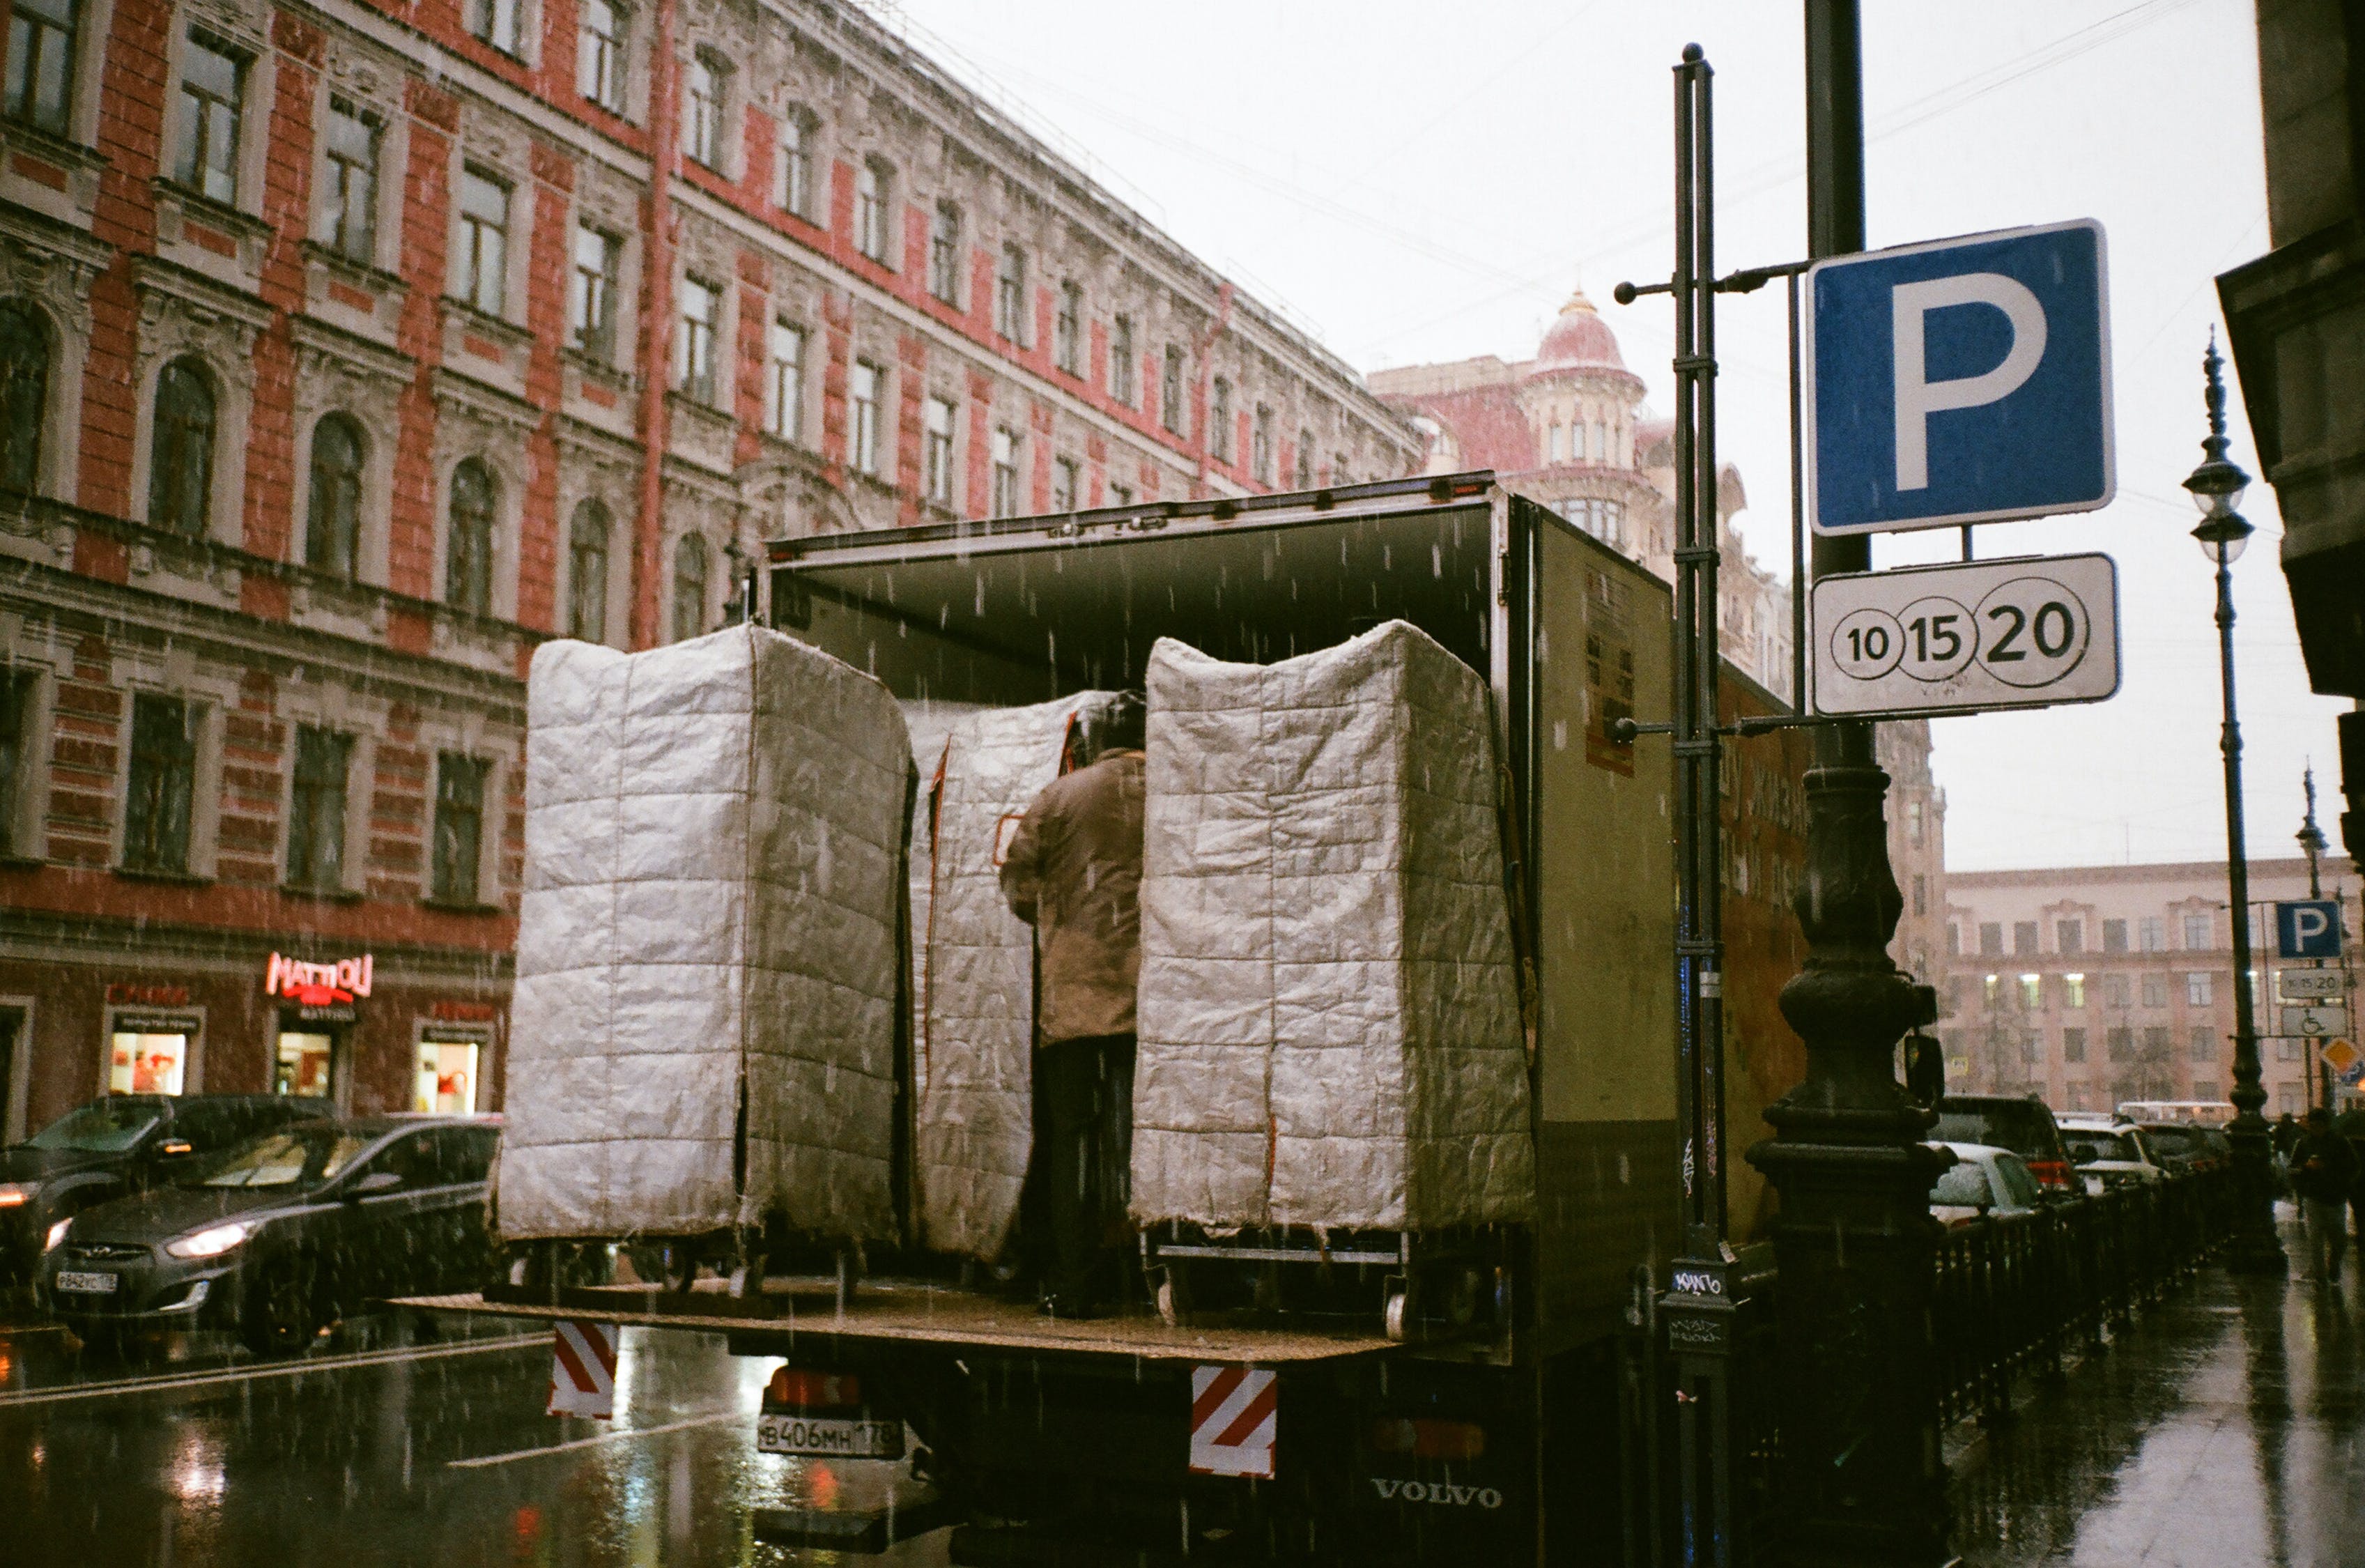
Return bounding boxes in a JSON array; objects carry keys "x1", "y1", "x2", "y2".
[
  {"x1": 578, "y1": 0, "x2": 626, "y2": 112},
  {"x1": 856, "y1": 157, "x2": 893, "y2": 265},
  {"x1": 684, "y1": 52, "x2": 725, "y2": 169},
  {"x1": 322, "y1": 98, "x2": 379, "y2": 266},
  {"x1": 148, "y1": 358, "x2": 215, "y2": 537},
  {"x1": 285, "y1": 725, "x2": 351, "y2": 892},
  {"x1": 458, "y1": 167, "x2": 510, "y2": 317},
  {"x1": 109, "y1": 1027, "x2": 187, "y2": 1094},
  {"x1": 174, "y1": 32, "x2": 244, "y2": 205},
  {"x1": 769, "y1": 318, "x2": 806, "y2": 443},
  {"x1": 0, "y1": 666, "x2": 33, "y2": 858},
  {"x1": 849, "y1": 358, "x2": 881, "y2": 475},
  {"x1": 571, "y1": 224, "x2": 621, "y2": 360},
  {"x1": 1054, "y1": 279, "x2": 1082, "y2": 376},
  {"x1": 468, "y1": 0, "x2": 521, "y2": 56},
  {"x1": 1109, "y1": 314, "x2": 1135, "y2": 406},
  {"x1": 923, "y1": 395, "x2": 954, "y2": 507},
  {"x1": 776, "y1": 106, "x2": 813, "y2": 218},
  {"x1": 567, "y1": 500, "x2": 610, "y2": 644},
  {"x1": 929, "y1": 200, "x2": 962, "y2": 305},
  {"x1": 306, "y1": 414, "x2": 364, "y2": 578},
  {"x1": 430, "y1": 753, "x2": 488, "y2": 905},
  {"x1": 5, "y1": 0, "x2": 77, "y2": 137},
  {"x1": 445, "y1": 459, "x2": 496, "y2": 615},
  {"x1": 1160, "y1": 345, "x2": 1184, "y2": 434},
  {"x1": 0, "y1": 300, "x2": 49, "y2": 496},
  {"x1": 671, "y1": 532, "x2": 707, "y2": 643},
  {"x1": 274, "y1": 1031, "x2": 334, "y2": 1098},
  {"x1": 123, "y1": 693, "x2": 197, "y2": 875},
  {"x1": 417, "y1": 1039, "x2": 481, "y2": 1114},
  {"x1": 989, "y1": 426, "x2": 1019, "y2": 518},
  {"x1": 677, "y1": 275, "x2": 718, "y2": 402}
]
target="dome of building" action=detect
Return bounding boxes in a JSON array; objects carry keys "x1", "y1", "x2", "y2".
[{"x1": 1530, "y1": 288, "x2": 1626, "y2": 376}]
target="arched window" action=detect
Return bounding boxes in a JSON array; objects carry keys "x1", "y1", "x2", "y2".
[
  {"x1": 148, "y1": 358, "x2": 216, "y2": 536},
  {"x1": 306, "y1": 415, "x2": 364, "y2": 578},
  {"x1": 671, "y1": 532, "x2": 708, "y2": 643},
  {"x1": 446, "y1": 459, "x2": 496, "y2": 615},
  {"x1": 567, "y1": 500, "x2": 611, "y2": 643},
  {"x1": 0, "y1": 301, "x2": 47, "y2": 496}
]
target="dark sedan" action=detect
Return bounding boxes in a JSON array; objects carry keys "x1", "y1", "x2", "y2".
[
  {"x1": 38, "y1": 1114, "x2": 499, "y2": 1354},
  {"x1": 0, "y1": 1094, "x2": 332, "y2": 1284}
]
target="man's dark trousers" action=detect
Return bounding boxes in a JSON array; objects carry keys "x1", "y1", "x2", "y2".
[{"x1": 1031, "y1": 1033, "x2": 1136, "y2": 1314}]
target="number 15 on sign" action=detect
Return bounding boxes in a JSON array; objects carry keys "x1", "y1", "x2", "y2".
[{"x1": 1812, "y1": 553, "x2": 2121, "y2": 718}]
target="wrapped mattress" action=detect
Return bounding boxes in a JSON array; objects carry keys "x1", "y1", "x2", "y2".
[
  {"x1": 912, "y1": 695, "x2": 1114, "y2": 1260},
  {"x1": 1132, "y1": 621, "x2": 1534, "y2": 1233},
  {"x1": 498, "y1": 625, "x2": 911, "y2": 1243}
]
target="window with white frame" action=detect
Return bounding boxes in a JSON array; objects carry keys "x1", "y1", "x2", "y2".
[
  {"x1": 676, "y1": 276, "x2": 718, "y2": 402},
  {"x1": 929, "y1": 201, "x2": 962, "y2": 305},
  {"x1": 989, "y1": 426, "x2": 1019, "y2": 518},
  {"x1": 2182, "y1": 912, "x2": 2212, "y2": 950},
  {"x1": 856, "y1": 157, "x2": 893, "y2": 264},
  {"x1": 1209, "y1": 378, "x2": 1232, "y2": 462},
  {"x1": 684, "y1": 52, "x2": 725, "y2": 169},
  {"x1": 994, "y1": 243, "x2": 1026, "y2": 343},
  {"x1": 769, "y1": 319, "x2": 806, "y2": 443},
  {"x1": 1109, "y1": 314, "x2": 1135, "y2": 405},
  {"x1": 1295, "y1": 429, "x2": 1312, "y2": 489},
  {"x1": 1160, "y1": 346, "x2": 1184, "y2": 433},
  {"x1": 468, "y1": 0, "x2": 520, "y2": 54},
  {"x1": 1051, "y1": 454, "x2": 1078, "y2": 512},
  {"x1": 923, "y1": 395, "x2": 955, "y2": 507},
  {"x1": 175, "y1": 33, "x2": 245, "y2": 205},
  {"x1": 578, "y1": 0, "x2": 627, "y2": 113},
  {"x1": 457, "y1": 167, "x2": 510, "y2": 316},
  {"x1": 777, "y1": 108, "x2": 813, "y2": 218},
  {"x1": 321, "y1": 99, "x2": 380, "y2": 266},
  {"x1": 570, "y1": 224, "x2": 620, "y2": 360},
  {"x1": 2186, "y1": 971, "x2": 2213, "y2": 1006},
  {"x1": 1054, "y1": 280, "x2": 1082, "y2": 376},
  {"x1": 5, "y1": 0, "x2": 79, "y2": 137},
  {"x1": 1251, "y1": 403, "x2": 1273, "y2": 484},
  {"x1": 124, "y1": 693, "x2": 200, "y2": 876},
  {"x1": 849, "y1": 359, "x2": 881, "y2": 476}
]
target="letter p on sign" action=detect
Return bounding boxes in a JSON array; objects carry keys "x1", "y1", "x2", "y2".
[{"x1": 1807, "y1": 218, "x2": 2111, "y2": 537}]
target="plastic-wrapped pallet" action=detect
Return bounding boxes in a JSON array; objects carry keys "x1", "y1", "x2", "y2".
[
  {"x1": 498, "y1": 625, "x2": 911, "y2": 1244},
  {"x1": 1132, "y1": 621, "x2": 1534, "y2": 1233},
  {"x1": 901, "y1": 700, "x2": 992, "y2": 1107},
  {"x1": 912, "y1": 694, "x2": 1113, "y2": 1260}
]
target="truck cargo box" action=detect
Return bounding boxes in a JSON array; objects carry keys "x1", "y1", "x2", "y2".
[{"x1": 498, "y1": 626, "x2": 910, "y2": 1245}]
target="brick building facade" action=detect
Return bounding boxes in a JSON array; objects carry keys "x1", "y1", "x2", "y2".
[
  {"x1": 0, "y1": 0, "x2": 1419, "y2": 1137},
  {"x1": 1939, "y1": 857, "x2": 2362, "y2": 1117}
]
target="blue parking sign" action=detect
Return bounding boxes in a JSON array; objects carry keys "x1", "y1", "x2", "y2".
[
  {"x1": 2277, "y1": 900, "x2": 2343, "y2": 960},
  {"x1": 1805, "y1": 219, "x2": 2113, "y2": 536}
]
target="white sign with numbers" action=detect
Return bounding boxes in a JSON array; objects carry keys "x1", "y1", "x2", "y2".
[{"x1": 1810, "y1": 553, "x2": 2120, "y2": 717}]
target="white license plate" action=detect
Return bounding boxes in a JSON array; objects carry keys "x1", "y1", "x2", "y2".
[
  {"x1": 756, "y1": 1413, "x2": 904, "y2": 1459},
  {"x1": 55, "y1": 1270, "x2": 118, "y2": 1295}
]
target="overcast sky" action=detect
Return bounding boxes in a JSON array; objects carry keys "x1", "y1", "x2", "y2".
[{"x1": 865, "y1": 0, "x2": 2348, "y2": 874}]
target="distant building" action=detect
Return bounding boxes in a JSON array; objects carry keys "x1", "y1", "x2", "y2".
[
  {"x1": 1939, "y1": 857, "x2": 2362, "y2": 1116},
  {"x1": 1883, "y1": 721, "x2": 1948, "y2": 990},
  {"x1": 1371, "y1": 289, "x2": 1794, "y2": 695}
]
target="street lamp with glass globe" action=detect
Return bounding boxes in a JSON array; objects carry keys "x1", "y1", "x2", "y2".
[{"x1": 2185, "y1": 330, "x2": 2284, "y2": 1275}]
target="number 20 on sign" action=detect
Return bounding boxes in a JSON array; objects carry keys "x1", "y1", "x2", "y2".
[{"x1": 1811, "y1": 553, "x2": 2121, "y2": 718}]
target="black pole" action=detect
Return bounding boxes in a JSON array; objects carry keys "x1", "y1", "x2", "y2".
[{"x1": 1746, "y1": 4, "x2": 1952, "y2": 1563}]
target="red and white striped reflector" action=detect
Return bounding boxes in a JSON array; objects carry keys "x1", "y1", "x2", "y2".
[
  {"x1": 1189, "y1": 1364, "x2": 1277, "y2": 1478},
  {"x1": 546, "y1": 1321, "x2": 619, "y2": 1419}
]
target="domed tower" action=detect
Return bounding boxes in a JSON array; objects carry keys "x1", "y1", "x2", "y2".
[{"x1": 1518, "y1": 289, "x2": 1656, "y2": 555}]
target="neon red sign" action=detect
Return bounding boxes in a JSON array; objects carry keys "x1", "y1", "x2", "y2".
[{"x1": 265, "y1": 952, "x2": 373, "y2": 1007}]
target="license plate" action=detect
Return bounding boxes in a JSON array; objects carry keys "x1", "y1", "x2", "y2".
[
  {"x1": 756, "y1": 1413, "x2": 904, "y2": 1459},
  {"x1": 56, "y1": 1270, "x2": 118, "y2": 1295}
]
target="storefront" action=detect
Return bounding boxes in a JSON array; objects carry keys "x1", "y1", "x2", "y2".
[
  {"x1": 102, "y1": 984, "x2": 204, "y2": 1097},
  {"x1": 264, "y1": 952, "x2": 375, "y2": 1110},
  {"x1": 415, "y1": 1000, "x2": 499, "y2": 1114}
]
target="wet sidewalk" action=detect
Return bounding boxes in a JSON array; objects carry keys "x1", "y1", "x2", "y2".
[{"x1": 1947, "y1": 1210, "x2": 2365, "y2": 1567}]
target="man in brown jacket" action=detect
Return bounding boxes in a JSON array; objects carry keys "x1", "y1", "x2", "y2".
[{"x1": 1000, "y1": 693, "x2": 1146, "y2": 1318}]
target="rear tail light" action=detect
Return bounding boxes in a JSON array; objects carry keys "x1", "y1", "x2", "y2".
[
  {"x1": 1371, "y1": 1418, "x2": 1486, "y2": 1461},
  {"x1": 766, "y1": 1367, "x2": 861, "y2": 1409},
  {"x1": 2028, "y1": 1160, "x2": 2076, "y2": 1192}
]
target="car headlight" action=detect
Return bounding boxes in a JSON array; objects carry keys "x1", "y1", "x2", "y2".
[
  {"x1": 165, "y1": 1222, "x2": 253, "y2": 1260},
  {"x1": 0, "y1": 1181, "x2": 37, "y2": 1208},
  {"x1": 45, "y1": 1217, "x2": 70, "y2": 1251}
]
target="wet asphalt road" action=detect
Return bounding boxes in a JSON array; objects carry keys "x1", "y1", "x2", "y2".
[{"x1": 0, "y1": 1310, "x2": 947, "y2": 1567}]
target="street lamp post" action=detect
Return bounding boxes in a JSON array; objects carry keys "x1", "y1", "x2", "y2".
[{"x1": 2185, "y1": 332, "x2": 2286, "y2": 1276}]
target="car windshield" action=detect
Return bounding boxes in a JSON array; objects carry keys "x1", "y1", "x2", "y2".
[
  {"x1": 25, "y1": 1099, "x2": 167, "y2": 1153},
  {"x1": 185, "y1": 1126, "x2": 372, "y2": 1190},
  {"x1": 2069, "y1": 1130, "x2": 2141, "y2": 1163}
]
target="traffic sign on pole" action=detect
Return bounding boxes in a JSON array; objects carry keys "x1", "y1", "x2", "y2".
[
  {"x1": 2281, "y1": 1006, "x2": 2351, "y2": 1040},
  {"x1": 1810, "y1": 553, "x2": 2120, "y2": 717},
  {"x1": 2275, "y1": 900, "x2": 2344, "y2": 960},
  {"x1": 2279, "y1": 969, "x2": 2345, "y2": 1001},
  {"x1": 1805, "y1": 219, "x2": 2113, "y2": 536}
]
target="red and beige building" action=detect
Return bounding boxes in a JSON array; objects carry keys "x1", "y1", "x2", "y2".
[{"x1": 0, "y1": 0, "x2": 1419, "y2": 1137}]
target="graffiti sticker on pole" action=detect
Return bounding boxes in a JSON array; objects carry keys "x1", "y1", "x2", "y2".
[{"x1": 1810, "y1": 553, "x2": 2120, "y2": 717}]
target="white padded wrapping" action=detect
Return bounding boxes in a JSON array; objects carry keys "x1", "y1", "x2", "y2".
[
  {"x1": 1132, "y1": 622, "x2": 1535, "y2": 1232},
  {"x1": 913, "y1": 695, "x2": 1109, "y2": 1259},
  {"x1": 498, "y1": 626, "x2": 909, "y2": 1243}
]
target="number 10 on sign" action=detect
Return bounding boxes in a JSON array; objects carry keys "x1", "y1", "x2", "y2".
[{"x1": 1812, "y1": 553, "x2": 2121, "y2": 717}]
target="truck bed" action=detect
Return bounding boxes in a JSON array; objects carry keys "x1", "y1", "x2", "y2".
[{"x1": 401, "y1": 1277, "x2": 1399, "y2": 1363}]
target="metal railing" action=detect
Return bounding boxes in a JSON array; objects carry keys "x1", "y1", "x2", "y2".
[{"x1": 1623, "y1": 1166, "x2": 2238, "y2": 1565}]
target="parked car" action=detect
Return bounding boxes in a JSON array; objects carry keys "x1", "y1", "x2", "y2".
[
  {"x1": 1926, "y1": 1142, "x2": 2048, "y2": 1228},
  {"x1": 2055, "y1": 1113, "x2": 2167, "y2": 1193},
  {"x1": 0, "y1": 1094, "x2": 332, "y2": 1285},
  {"x1": 1931, "y1": 1094, "x2": 2080, "y2": 1197},
  {"x1": 2134, "y1": 1121, "x2": 2230, "y2": 1175},
  {"x1": 38, "y1": 1114, "x2": 500, "y2": 1355}
]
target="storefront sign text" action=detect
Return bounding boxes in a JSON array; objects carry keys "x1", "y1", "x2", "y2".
[
  {"x1": 105, "y1": 983, "x2": 190, "y2": 1007},
  {"x1": 265, "y1": 952, "x2": 373, "y2": 1006}
]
